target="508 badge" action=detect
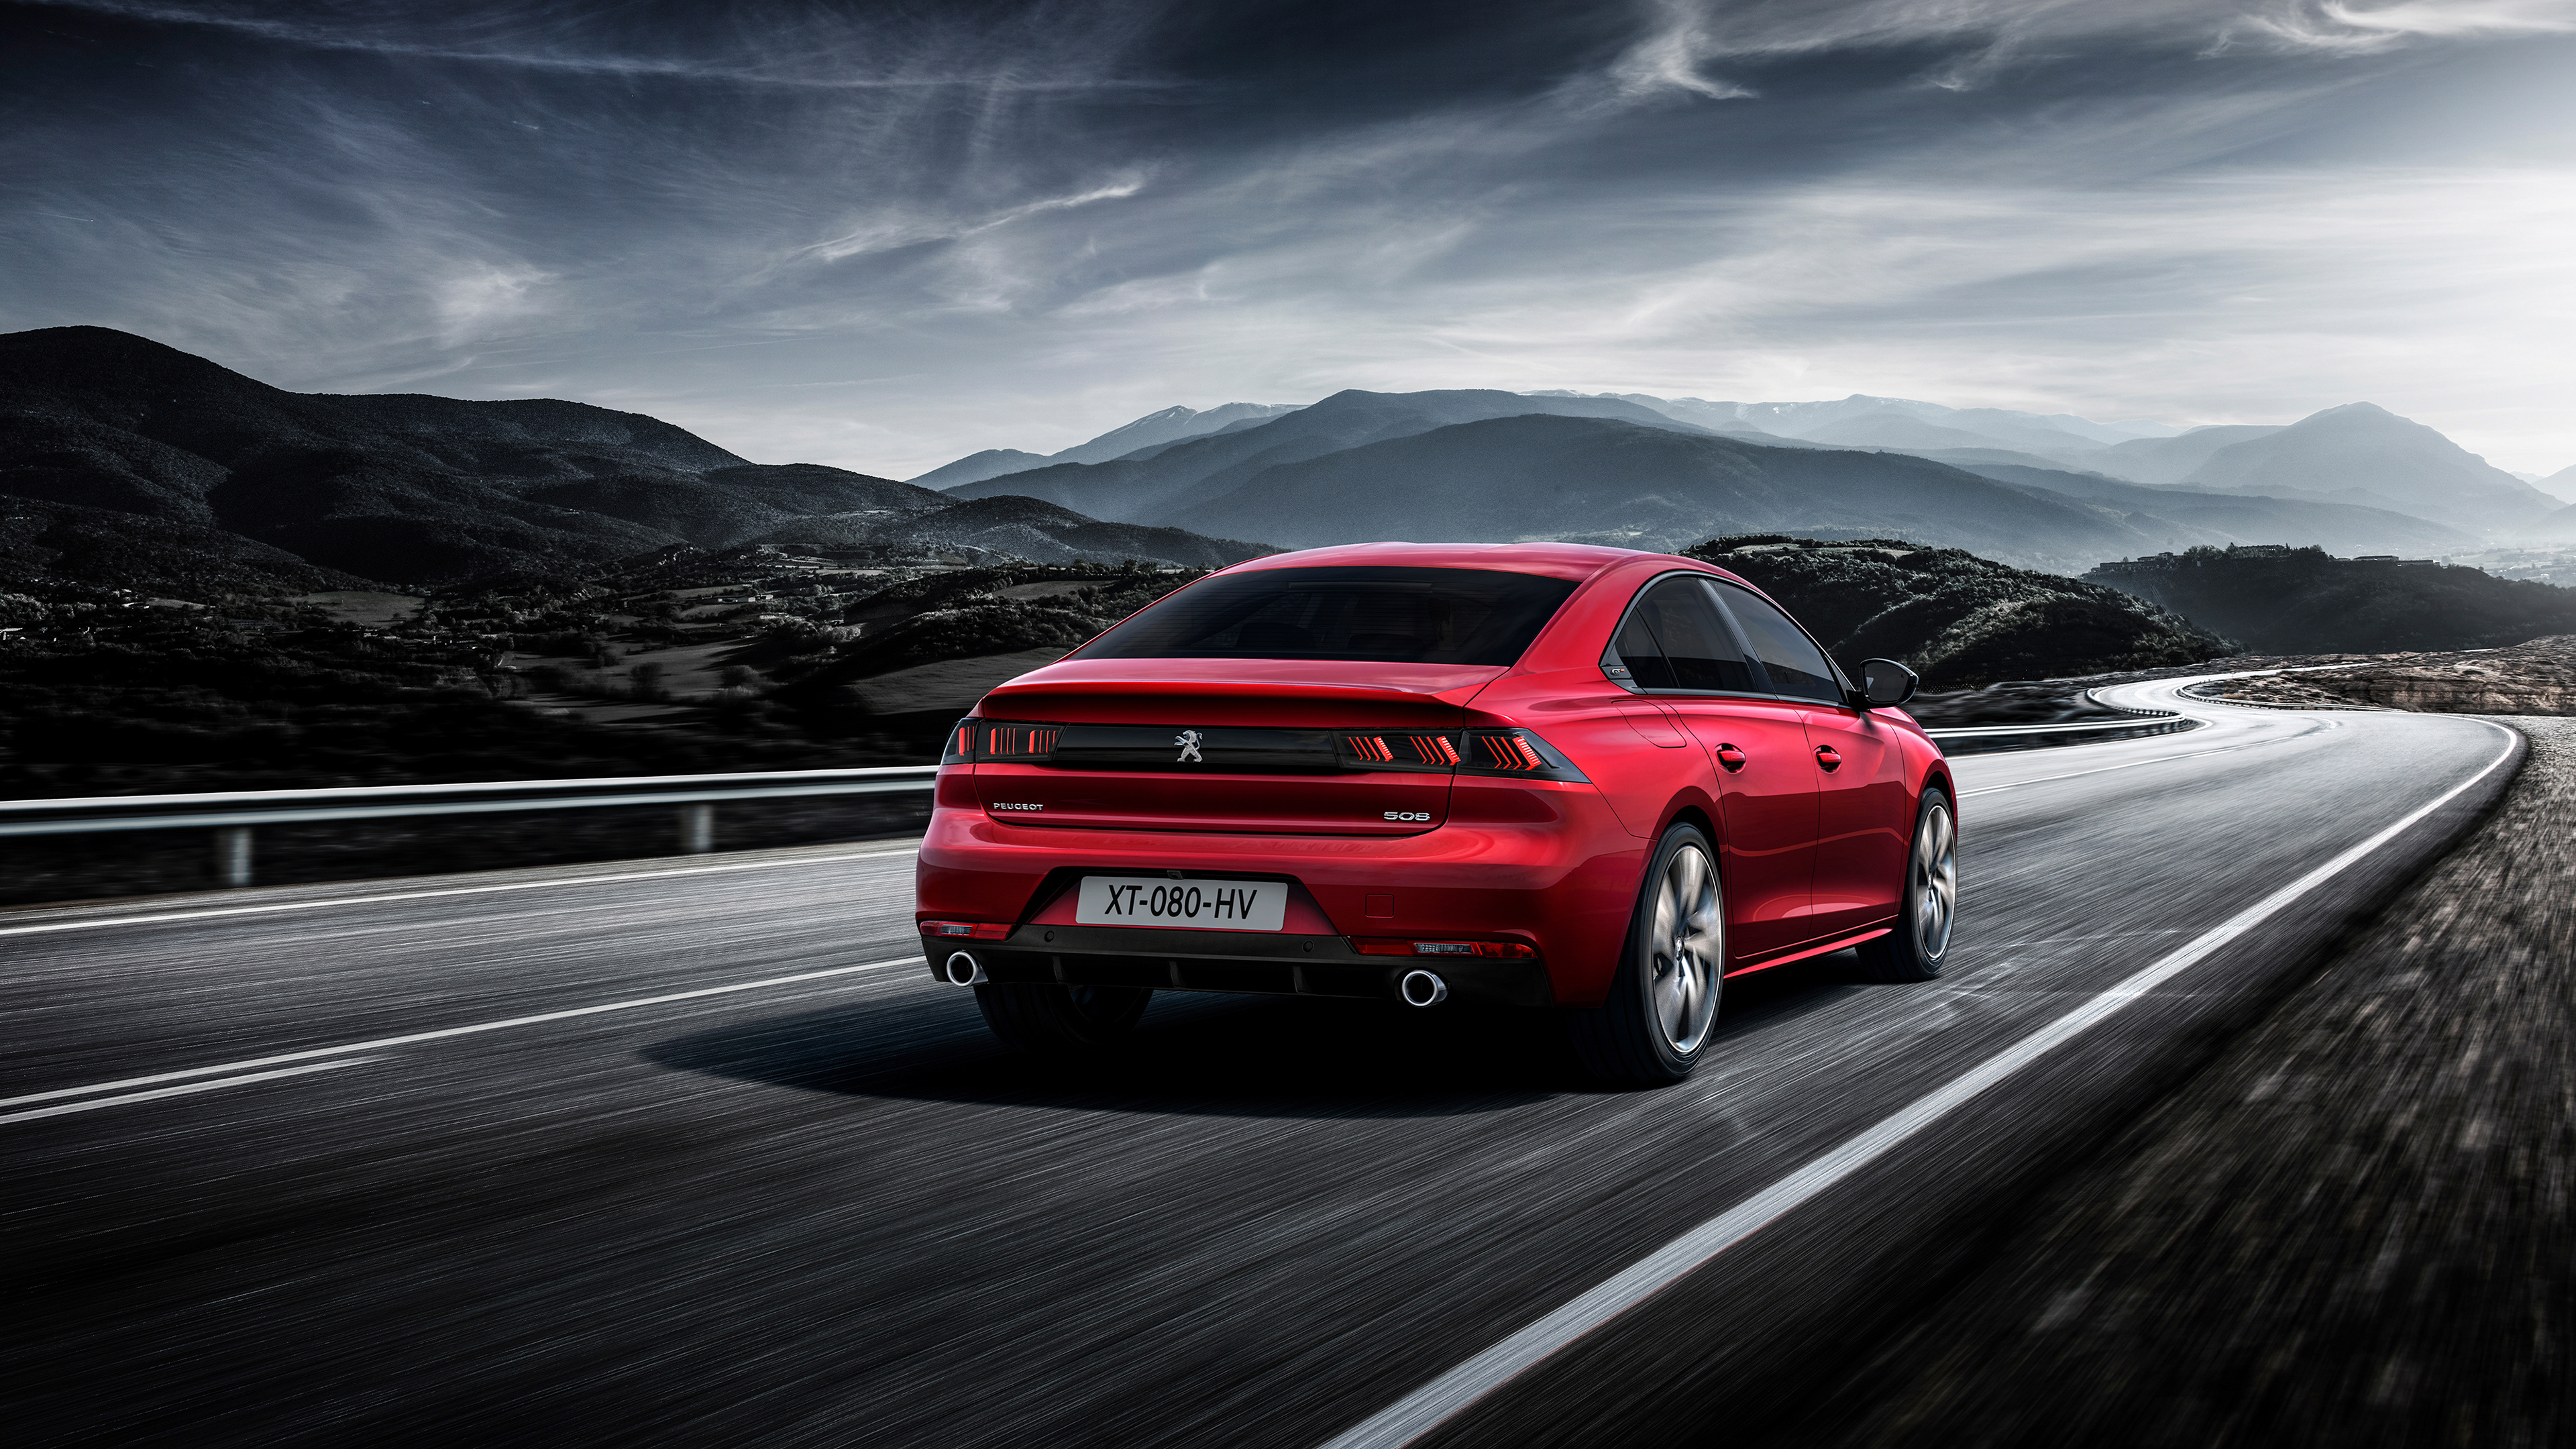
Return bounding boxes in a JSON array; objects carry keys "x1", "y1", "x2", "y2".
[{"x1": 1383, "y1": 810, "x2": 1431, "y2": 822}]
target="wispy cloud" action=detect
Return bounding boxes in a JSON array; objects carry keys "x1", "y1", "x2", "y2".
[
  {"x1": 790, "y1": 174, "x2": 1151, "y2": 266},
  {"x1": 19, "y1": 0, "x2": 1178, "y2": 90},
  {"x1": 2220, "y1": 0, "x2": 2576, "y2": 52},
  {"x1": 1595, "y1": 0, "x2": 1760, "y2": 104},
  {"x1": 6, "y1": 0, "x2": 2573, "y2": 477}
]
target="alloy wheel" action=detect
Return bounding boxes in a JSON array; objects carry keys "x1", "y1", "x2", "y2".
[
  {"x1": 1649, "y1": 843, "x2": 1722, "y2": 1055},
  {"x1": 1912, "y1": 804, "x2": 1957, "y2": 960}
]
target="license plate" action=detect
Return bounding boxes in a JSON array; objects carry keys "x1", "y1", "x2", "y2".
[{"x1": 1075, "y1": 876, "x2": 1286, "y2": 932}]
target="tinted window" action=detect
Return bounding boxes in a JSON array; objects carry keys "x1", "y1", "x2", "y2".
[
  {"x1": 1714, "y1": 584, "x2": 1844, "y2": 702},
  {"x1": 1610, "y1": 608, "x2": 1676, "y2": 689},
  {"x1": 1073, "y1": 566, "x2": 1578, "y2": 666},
  {"x1": 1607, "y1": 576, "x2": 1759, "y2": 693}
]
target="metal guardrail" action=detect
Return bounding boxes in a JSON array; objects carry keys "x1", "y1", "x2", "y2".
[
  {"x1": 1918, "y1": 689, "x2": 2193, "y2": 747},
  {"x1": 0, "y1": 688, "x2": 2202, "y2": 889},
  {"x1": 0, "y1": 766, "x2": 940, "y2": 888}
]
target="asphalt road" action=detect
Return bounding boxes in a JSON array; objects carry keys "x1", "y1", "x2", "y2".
[{"x1": 2, "y1": 678, "x2": 2522, "y2": 1448}]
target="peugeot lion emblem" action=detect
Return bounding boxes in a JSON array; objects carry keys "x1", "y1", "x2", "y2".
[{"x1": 1174, "y1": 729, "x2": 1205, "y2": 763}]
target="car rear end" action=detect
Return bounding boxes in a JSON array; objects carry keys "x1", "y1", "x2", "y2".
[{"x1": 915, "y1": 549, "x2": 1644, "y2": 1009}]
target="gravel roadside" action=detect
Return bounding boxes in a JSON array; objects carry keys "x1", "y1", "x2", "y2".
[{"x1": 1752, "y1": 716, "x2": 2574, "y2": 1449}]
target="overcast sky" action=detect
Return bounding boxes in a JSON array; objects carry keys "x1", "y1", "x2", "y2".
[{"x1": 5, "y1": 0, "x2": 2574, "y2": 478}]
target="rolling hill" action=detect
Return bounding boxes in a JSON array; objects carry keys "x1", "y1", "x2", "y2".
[
  {"x1": 1688, "y1": 536, "x2": 2229, "y2": 687},
  {"x1": 2089, "y1": 544, "x2": 2576, "y2": 653},
  {"x1": 0, "y1": 327, "x2": 1265, "y2": 589}
]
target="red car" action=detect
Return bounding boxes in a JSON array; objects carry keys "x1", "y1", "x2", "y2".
[{"x1": 915, "y1": 542, "x2": 1956, "y2": 1083}]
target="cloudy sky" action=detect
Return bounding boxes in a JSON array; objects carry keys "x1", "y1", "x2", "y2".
[{"x1": 5, "y1": 1, "x2": 2574, "y2": 478}]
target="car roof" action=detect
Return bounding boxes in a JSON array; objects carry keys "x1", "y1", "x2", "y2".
[{"x1": 1223, "y1": 541, "x2": 1658, "y2": 583}]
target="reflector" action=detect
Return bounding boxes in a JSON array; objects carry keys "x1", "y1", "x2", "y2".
[
  {"x1": 921, "y1": 921, "x2": 1011, "y2": 940},
  {"x1": 1352, "y1": 938, "x2": 1539, "y2": 958}
]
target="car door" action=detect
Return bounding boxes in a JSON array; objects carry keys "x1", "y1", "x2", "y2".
[
  {"x1": 1610, "y1": 575, "x2": 1816, "y2": 960},
  {"x1": 1711, "y1": 581, "x2": 1909, "y2": 939}
]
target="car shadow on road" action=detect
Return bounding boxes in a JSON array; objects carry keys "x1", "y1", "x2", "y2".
[{"x1": 644, "y1": 952, "x2": 1874, "y2": 1121}]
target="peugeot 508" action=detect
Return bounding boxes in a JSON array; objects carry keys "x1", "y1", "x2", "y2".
[{"x1": 915, "y1": 541, "x2": 1955, "y2": 1083}]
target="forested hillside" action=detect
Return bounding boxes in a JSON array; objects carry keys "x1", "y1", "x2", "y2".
[
  {"x1": 2086, "y1": 545, "x2": 2576, "y2": 653},
  {"x1": 1689, "y1": 537, "x2": 2233, "y2": 687}
]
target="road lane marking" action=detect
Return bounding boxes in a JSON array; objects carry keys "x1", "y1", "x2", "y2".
[
  {"x1": 1321, "y1": 720, "x2": 2520, "y2": 1449},
  {"x1": 0, "y1": 1058, "x2": 380, "y2": 1125},
  {"x1": 0, "y1": 957, "x2": 923, "y2": 1116},
  {"x1": 0, "y1": 846, "x2": 921, "y2": 940}
]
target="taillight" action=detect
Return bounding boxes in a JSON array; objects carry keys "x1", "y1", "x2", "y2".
[
  {"x1": 1352, "y1": 938, "x2": 1539, "y2": 959},
  {"x1": 1336, "y1": 732, "x2": 1460, "y2": 771},
  {"x1": 945, "y1": 719, "x2": 1065, "y2": 763},
  {"x1": 980, "y1": 723, "x2": 1059, "y2": 761},
  {"x1": 1458, "y1": 729, "x2": 1589, "y2": 782}
]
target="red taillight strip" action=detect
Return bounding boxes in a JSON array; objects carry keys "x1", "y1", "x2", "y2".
[
  {"x1": 979, "y1": 724, "x2": 1059, "y2": 760},
  {"x1": 1340, "y1": 731, "x2": 1460, "y2": 769}
]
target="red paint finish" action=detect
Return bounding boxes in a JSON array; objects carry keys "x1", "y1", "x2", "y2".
[
  {"x1": 914, "y1": 541, "x2": 1947, "y2": 1008},
  {"x1": 1803, "y1": 704, "x2": 1915, "y2": 937},
  {"x1": 1664, "y1": 692, "x2": 1817, "y2": 959}
]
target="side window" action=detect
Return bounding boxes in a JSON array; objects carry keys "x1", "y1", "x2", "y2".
[
  {"x1": 1610, "y1": 608, "x2": 1676, "y2": 689},
  {"x1": 1713, "y1": 584, "x2": 1844, "y2": 702},
  {"x1": 1619, "y1": 576, "x2": 1758, "y2": 692}
]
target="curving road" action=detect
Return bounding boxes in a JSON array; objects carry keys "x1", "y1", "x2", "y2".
[{"x1": 2, "y1": 676, "x2": 2521, "y2": 1448}]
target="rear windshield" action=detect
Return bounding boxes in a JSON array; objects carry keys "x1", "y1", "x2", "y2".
[{"x1": 1070, "y1": 566, "x2": 1579, "y2": 667}]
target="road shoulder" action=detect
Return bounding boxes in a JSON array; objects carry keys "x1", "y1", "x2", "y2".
[{"x1": 1760, "y1": 715, "x2": 2575, "y2": 1448}]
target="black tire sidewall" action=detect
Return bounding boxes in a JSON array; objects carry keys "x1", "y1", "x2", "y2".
[
  {"x1": 1911, "y1": 788, "x2": 1954, "y2": 971},
  {"x1": 1622, "y1": 823, "x2": 1721, "y2": 1079},
  {"x1": 1860, "y1": 787, "x2": 1952, "y2": 982}
]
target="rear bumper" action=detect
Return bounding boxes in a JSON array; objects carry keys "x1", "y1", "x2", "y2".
[
  {"x1": 913, "y1": 781, "x2": 1647, "y2": 1007},
  {"x1": 922, "y1": 923, "x2": 1554, "y2": 1007}
]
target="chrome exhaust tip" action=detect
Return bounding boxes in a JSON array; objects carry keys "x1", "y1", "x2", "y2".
[
  {"x1": 943, "y1": 951, "x2": 987, "y2": 986},
  {"x1": 1398, "y1": 969, "x2": 1449, "y2": 1008}
]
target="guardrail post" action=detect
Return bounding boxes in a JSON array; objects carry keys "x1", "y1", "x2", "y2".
[
  {"x1": 215, "y1": 826, "x2": 254, "y2": 888},
  {"x1": 678, "y1": 803, "x2": 714, "y2": 854}
]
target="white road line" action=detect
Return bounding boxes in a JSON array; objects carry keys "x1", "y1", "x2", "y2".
[
  {"x1": 0, "y1": 1058, "x2": 380, "y2": 1126},
  {"x1": 1319, "y1": 720, "x2": 2521, "y2": 1449},
  {"x1": 0, "y1": 957, "x2": 923, "y2": 1115},
  {"x1": 0, "y1": 845, "x2": 921, "y2": 939}
]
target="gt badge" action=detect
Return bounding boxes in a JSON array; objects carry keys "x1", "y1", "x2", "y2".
[{"x1": 1175, "y1": 729, "x2": 1205, "y2": 763}]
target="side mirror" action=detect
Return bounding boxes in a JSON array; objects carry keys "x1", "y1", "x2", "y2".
[{"x1": 1858, "y1": 657, "x2": 1919, "y2": 708}]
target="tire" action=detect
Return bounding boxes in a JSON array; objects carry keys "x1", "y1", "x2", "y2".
[
  {"x1": 1854, "y1": 787, "x2": 1957, "y2": 983},
  {"x1": 1568, "y1": 823, "x2": 1725, "y2": 1085},
  {"x1": 974, "y1": 982, "x2": 1152, "y2": 1055}
]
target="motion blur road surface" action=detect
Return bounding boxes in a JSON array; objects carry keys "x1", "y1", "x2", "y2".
[{"x1": 3, "y1": 677, "x2": 2520, "y2": 1448}]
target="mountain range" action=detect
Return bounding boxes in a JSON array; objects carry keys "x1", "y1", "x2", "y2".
[
  {"x1": 928, "y1": 386, "x2": 2481, "y2": 574},
  {"x1": 907, "y1": 402, "x2": 1306, "y2": 489},
  {"x1": 6, "y1": 325, "x2": 2557, "y2": 601},
  {"x1": 0, "y1": 327, "x2": 1269, "y2": 593},
  {"x1": 917, "y1": 378, "x2": 2544, "y2": 564}
]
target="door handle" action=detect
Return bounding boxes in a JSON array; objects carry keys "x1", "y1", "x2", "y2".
[
  {"x1": 1715, "y1": 743, "x2": 1747, "y2": 773},
  {"x1": 1815, "y1": 745, "x2": 1842, "y2": 773}
]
